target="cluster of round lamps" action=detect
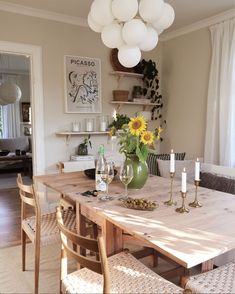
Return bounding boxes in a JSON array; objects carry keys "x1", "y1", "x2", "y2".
[{"x1": 88, "y1": 0, "x2": 175, "y2": 68}]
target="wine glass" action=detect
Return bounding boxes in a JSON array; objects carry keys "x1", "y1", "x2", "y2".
[
  {"x1": 119, "y1": 162, "x2": 134, "y2": 200},
  {"x1": 99, "y1": 161, "x2": 114, "y2": 201}
]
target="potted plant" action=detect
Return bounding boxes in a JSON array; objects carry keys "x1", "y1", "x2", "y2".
[
  {"x1": 108, "y1": 113, "x2": 130, "y2": 136},
  {"x1": 135, "y1": 59, "x2": 165, "y2": 128},
  {"x1": 77, "y1": 135, "x2": 92, "y2": 155}
]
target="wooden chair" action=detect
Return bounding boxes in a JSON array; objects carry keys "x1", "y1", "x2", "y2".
[
  {"x1": 56, "y1": 206, "x2": 185, "y2": 294},
  {"x1": 185, "y1": 261, "x2": 235, "y2": 293},
  {"x1": 17, "y1": 174, "x2": 76, "y2": 294}
]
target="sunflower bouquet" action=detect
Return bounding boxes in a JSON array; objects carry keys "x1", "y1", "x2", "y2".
[{"x1": 118, "y1": 116, "x2": 162, "y2": 163}]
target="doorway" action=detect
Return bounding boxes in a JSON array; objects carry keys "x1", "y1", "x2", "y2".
[{"x1": 0, "y1": 41, "x2": 45, "y2": 176}]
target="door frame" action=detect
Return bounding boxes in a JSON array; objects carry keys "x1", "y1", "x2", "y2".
[{"x1": 0, "y1": 41, "x2": 45, "y2": 175}]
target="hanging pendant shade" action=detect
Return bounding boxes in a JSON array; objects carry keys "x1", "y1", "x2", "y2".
[{"x1": 0, "y1": 81, "x2": 22, "y2": 105}]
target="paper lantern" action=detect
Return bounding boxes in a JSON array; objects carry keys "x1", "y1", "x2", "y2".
[
  {"x1": 112, "y1": 0, "x2": 138, "y2": 22},
  {"x1": 0, "y1": 81, "x2": 22, "y2": 105},
  {"x1": 139, "y1": 0, "x2": 164, "y2": 23},
  {"x1": 153, "y1": 3, "x2": 175, "y2": 30},
  {"x1": 122, "y1": 19, "x2": 147, "y2": 46},
  {"x1": 118, "y1": 45, "x2": 141, "y2": 68},
  {"x1": 101, "y1": 22, "x2": 123, "y2": 48},
  {"x1": 138, "y1": 26, "x2": 158, "y2": 51},
  {"x1": 90, "y1": 0, "x2": 114, "y2": 26}
]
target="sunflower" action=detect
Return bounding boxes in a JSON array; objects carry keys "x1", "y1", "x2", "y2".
[
  {"x1": 140, "y1": 131, "x2": 154, "y2": 145},
  {"x1": 128, "y1": 116, "x2": 146, "y2": 136},
  {"x1": 155, "y1": 126, "x2": 163, "y2": 140}
]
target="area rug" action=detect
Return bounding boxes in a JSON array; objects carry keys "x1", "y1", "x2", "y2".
[{"x1": 0, "y1": 243, "x2": 63, "y2": 293}]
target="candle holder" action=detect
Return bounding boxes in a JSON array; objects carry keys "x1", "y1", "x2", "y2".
[
  {"x1": 189, "y1": 180, "x2": 202, "y2": 208},
  {"x1": 175, "y1": 191, "x2": 190, "y2": 213},
  {"x1": 164, "y1": 172, "x2": 177, "y2": 206}
]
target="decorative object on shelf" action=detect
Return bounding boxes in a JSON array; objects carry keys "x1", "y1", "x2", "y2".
[
  {"x1": 99, "y1": 115, "x2": 109, "y2": 131},
  {"x1": 112, "y1": 90, "x2": 129, "y2": 101},
  {"x1": 72, "y1": 121, "x2": 81, "y2": 132},
  {"x1": 108, "y1": 113, "x2": 130, "y2": 136},
  {"x1": 118, "y1": 115, "x2": 161, "y2": 189},
  {"x1": 132, "y1": 85, "x2": 142, "y2": 100},
  {"x1": 64, "y1": 55, "x2": 101, "y2": 113},
  {"x1": 135, "y1": 59, "x2": 164, "y2": 121},
  {"x1": 21, "y1": 102, "x2": 31, "y2": 122},
  {"x1": 87, "y1": 0, "x2": 175, "y2": 67},
  {"x1": 85, "y1": 118, "x2": 94, "y2": 132},
  {"x1": 77, "y1": 135, "x2": 92, "y2": 156},
  {"x1": 136, "y1": 110, "x2": 151, "y2": 122}
]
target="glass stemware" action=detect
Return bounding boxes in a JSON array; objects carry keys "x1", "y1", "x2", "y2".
[
  {"x1": 99, "y1": 161, "x2": 114, "y2": 201},
  {"x1": 119, "y1": 161, "x2": 134, "y2": 200}
]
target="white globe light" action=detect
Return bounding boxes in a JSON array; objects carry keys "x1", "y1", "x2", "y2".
[
  {"x1": 118, "y1": 45, "x2": 141, "y2": 68},
  {"x1": 101, "y1": 22, "x2": 124, "y2": 48},
  {"x1": 138, "y1": 26, "x2": 158, "y2": 51},
  {"x1": 90, "y1": 0, "x2": 114, "y2": 26},
  {"x1": 87, "y1": 12, "x2": 103, "y2": 33},
  {"x1": 122, "y1": 19, "x2": 147, "y2": 46},
  {"x1": 0, "y1": 82, "x2": 22, "y2": 104},
  {"x1": 0, "y1": 97, "x2": 8, "y2": 106},
  {"x1": 139, "y1": 0, "x2": 164, "y2": 23},
  {"x1": 153, "y1": 3, "x2": 175, "y2": 30},
  {"x1": 112, "y1": 0, "x2": 138, "y2": 22}
]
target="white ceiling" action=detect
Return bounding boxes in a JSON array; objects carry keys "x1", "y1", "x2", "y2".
[{"x1": 1, "y1": 0, "x2": 235, "y2": 32}]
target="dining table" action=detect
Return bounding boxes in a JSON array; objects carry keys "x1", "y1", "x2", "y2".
[{"x1": 34, "y1": 171, "x2": 235, "y2": 285}]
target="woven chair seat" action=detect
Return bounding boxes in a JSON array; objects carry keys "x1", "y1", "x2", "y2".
[
  {"x1": 185, "y1": 261, "x2": 235, "y2": 293},
  {"x1": 22, "y1": 209, "x2": 76, "y2": 246},
  {"x1": 62, "y1": 251, "x2": 183, "y2": 294}
]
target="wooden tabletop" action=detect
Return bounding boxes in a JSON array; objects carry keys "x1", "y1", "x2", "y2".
[{"x1": 35, "y1": 171, "x2": 235, "y2": 269}]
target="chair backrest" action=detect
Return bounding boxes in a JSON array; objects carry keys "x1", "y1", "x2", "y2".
[
  {"x1": 17, "y1": 173, "x2": 41, "y2": 225},
  {"x1": 56, "y1": 207, "x2": 110, "y2": 293}
]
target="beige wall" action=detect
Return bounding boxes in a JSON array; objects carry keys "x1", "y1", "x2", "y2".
[
  {"x1": 160, "y1": 28, "x2": 211, "y2": 159},
  {"x1": 0, "y1": 10, "x2": 161, "y2": 172}
]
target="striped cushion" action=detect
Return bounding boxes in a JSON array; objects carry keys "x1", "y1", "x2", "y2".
[{"x1": 147, "y1": 152, "x2": 186, "y2": 176}]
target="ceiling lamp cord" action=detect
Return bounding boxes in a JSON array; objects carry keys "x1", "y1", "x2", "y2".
[{"x1": 87, "y1": 0, "x2": 175, "y2": 68}]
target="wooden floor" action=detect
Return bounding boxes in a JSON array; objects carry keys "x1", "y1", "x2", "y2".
[{"x1": 0, "y1": 188, "x2": 22, "y2": 248}]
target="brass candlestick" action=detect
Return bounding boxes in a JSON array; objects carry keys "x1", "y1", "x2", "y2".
[
  {"x1": 176, "y1": 191, "x2": 189, "y2": 213},
  {"x1": 189, "y1": 180, "x2": 202, "y2": 208},
  {"x1": 164, "y1": 172, "x2": 177, "y2": 206}
]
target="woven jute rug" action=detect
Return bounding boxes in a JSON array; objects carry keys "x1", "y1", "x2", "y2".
[{"x1": 0, "y1": 243, "x2": 62, "y2": 293}]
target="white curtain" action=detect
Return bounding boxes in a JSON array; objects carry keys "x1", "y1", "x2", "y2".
[{"x1": 204, "y1": 18, "x2": 235, "y2": 167}]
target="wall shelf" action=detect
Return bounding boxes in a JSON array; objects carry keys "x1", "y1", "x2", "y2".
[
  {"x1": 56, "y1": 131, "x2": 109, "y2": 145},
  {"x1": 110, "y1": 71, "x2": 143, "y2": 79},
  {"x1": 110, "y1": 100, "x2": 161, "y2": 111}
]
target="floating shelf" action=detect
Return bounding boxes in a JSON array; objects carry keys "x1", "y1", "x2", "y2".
[
  {"x1": 56, "y1": 131, "x2": 110, "y2": 145},
  {"x1": 110, "y1": 71, "x2": 143, "y2": 79},
  {"x1": 110, "y1": 100, "x2": 161, "y2": 111}
]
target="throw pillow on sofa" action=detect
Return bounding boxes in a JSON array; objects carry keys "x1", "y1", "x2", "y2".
[
  {"x1": 147, "y1": 152, "x2": 186, "y2": 176},
  {"x1": 157, "y1": 159, "x2": 195, "y2": 184}
]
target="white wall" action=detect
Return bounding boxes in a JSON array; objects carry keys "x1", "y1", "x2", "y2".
[
  {"x1": 0, "y1": 10, "x2": 161, "y2": 173},
  {"x1": 160, "y1": 28, "x2": 211, "y2": 159}
]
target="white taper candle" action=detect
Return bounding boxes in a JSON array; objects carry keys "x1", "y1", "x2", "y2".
[
  {"x1": 181, "y1": 168, "x2": 187, "y2": 192},
  {"x1": 195, "y1": 158, "x2": 200, "y2": 181},
  {"x1": 170, "y1": 149, "x2": 175, "y2": 173}
]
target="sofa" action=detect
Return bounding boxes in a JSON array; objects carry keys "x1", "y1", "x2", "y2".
[{"x1": 0, "y1": 136, "x2": 31, "y2": 173}]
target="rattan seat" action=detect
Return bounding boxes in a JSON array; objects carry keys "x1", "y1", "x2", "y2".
[{"x1": 185, "y1": 261, "x2": 235, "y2": 293}]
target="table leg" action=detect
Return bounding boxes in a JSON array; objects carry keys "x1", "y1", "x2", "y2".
[
  {"x1": 180, "y1": 268, "x2": 190, "y2": 288},
  {"x1": 75, "y1": 202, "x2": 87, "y2": 258},
  {"x1": 101, "y1": 219, "x2": 123, "y2": 256},
  {"x1": 201, "y1": 259, "x2": 214, "y2": 272}
]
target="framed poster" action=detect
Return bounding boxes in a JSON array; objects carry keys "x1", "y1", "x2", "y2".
[
  {"x1": 21, "y1": 102, "x2": 30, "y2": 122},
  {"x1": 64, "y1": 55, "x2": 102, "y2": 113}
]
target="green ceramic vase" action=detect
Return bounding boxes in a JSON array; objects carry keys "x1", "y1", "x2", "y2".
[{"x1": 126, "y1": 154, "x2": 149, "y2": 189}]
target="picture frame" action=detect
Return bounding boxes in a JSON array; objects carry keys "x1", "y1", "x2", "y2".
[
  {"x1": 64, "y1": 55, "x2": 102, "y2": 113},
  {"x1": 21, "y1": 102, "x2": 30, "y2": 122}
]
